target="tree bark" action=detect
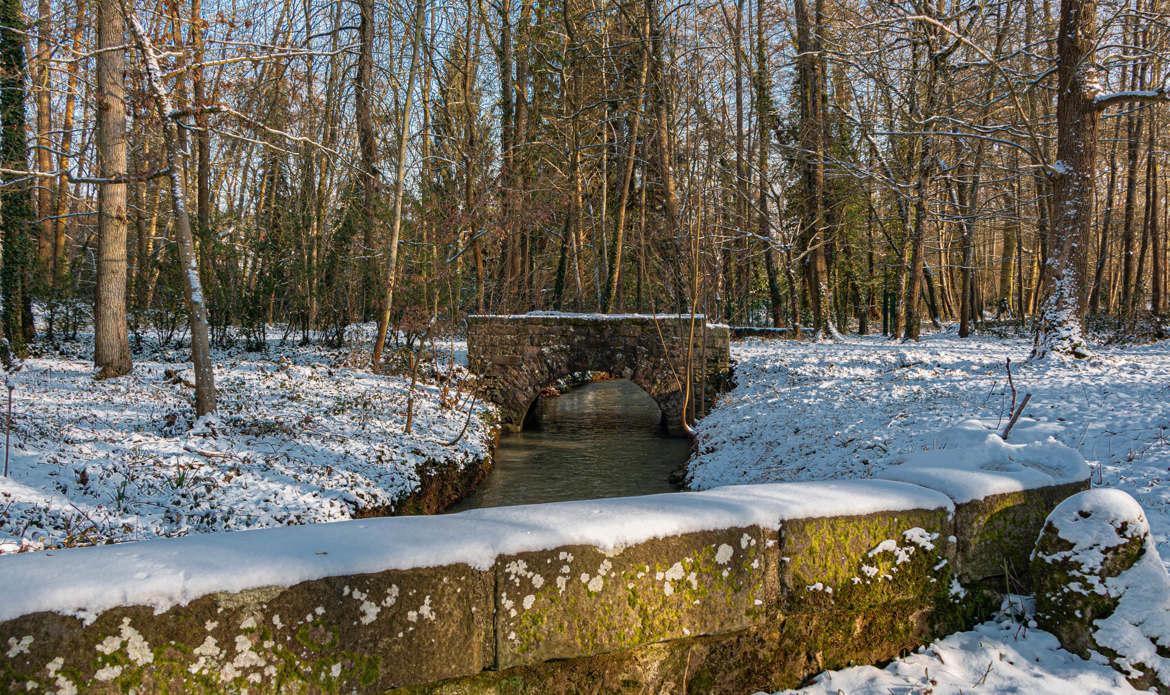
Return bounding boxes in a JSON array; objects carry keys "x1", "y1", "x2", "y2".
[
  {"x1": 94, "y1": 0, "x2": 131, "y2": 377},
  {"x1": 355, "y1": 0, "x2": 378, "y2": 321},
  {"x1": 602, "y1": 11, "x2": 648, "y2": 314},
  {"x1": 51, "y1": 1, "x2": 84, "y2": 309},
  {"x1": 34, "y1": 0, "x2": 52, "y2": 278},
  {"x1": 794, "y1": 0, "x2": 837, "y2": 340},
  {"x1": 1033, "y1": 0, "x2": 1097, "y2": 358},
  {"x1": 1153, "y1": 115, "x2": 1164, "y2": 315}
]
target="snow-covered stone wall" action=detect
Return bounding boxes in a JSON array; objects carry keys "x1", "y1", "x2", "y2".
[
  {"x1": 0, "y1": 454, "x2": 1088, "y2": 694},
  {"x1": 467, "y1": 313, "x2": 731, "y2": 434}
]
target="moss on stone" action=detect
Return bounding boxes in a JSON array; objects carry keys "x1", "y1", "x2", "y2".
[
  {"x1": 779, "y1": 508, "x2": 954, "y2": 612},
  {"x1": 0, "y1": 563, "x2": 493, "y2": 694},
  {"x1": 494, "y1": 527, "x2": 774, "y2": 668},
  {"x1": 954, "y1": 480, "x2": 1089, "y2": 591}
]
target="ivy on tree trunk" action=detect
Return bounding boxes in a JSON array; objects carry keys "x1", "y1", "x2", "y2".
[{"x1": 0, "y1": 0, "x2": 33, "y2": 354}]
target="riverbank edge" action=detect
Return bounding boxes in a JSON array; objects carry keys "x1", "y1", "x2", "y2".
[{"x1": 372, "y1": 423, "x2": 501, "y2": 517}]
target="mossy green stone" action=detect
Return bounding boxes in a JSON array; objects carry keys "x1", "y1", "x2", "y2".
[
  {"x1": 955, "y1": 479, "x2": 1089, "y2": 591},
  {"x1": 778, "y1": 507, "x2": 954, "y2": 612},
  {"x1": 493, "y1": 526, "x2": 776, "y2": 668},
  {"x1": 0, "y1": 564, "x2": 493, "y2": 693}
]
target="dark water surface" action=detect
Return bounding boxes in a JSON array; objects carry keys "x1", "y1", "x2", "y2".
[{"x1": 448, "y1": 379, "x2": 691, "y2": 511}]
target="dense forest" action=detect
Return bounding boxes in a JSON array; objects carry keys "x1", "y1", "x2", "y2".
[{"x1": 0, "y1": 0, "x2": 1167, "y2": 408}]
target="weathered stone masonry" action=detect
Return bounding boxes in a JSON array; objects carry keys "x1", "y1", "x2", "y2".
[
  {"x1": 467, "y1": 314, "x2": 731, "y2": 435},
  {"x1": 0, "y1": 472, "x2": 1087, "y2": 694}
]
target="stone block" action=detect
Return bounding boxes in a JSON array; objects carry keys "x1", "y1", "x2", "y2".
[
  {"x1": 493, "y1": 526, "x2": 776, "y2": 668},
  {"x1": 1033, "y1": 489, "x2": 1170, "y2": 694},
  {"x1": 778, "y1": 507, "x2": 955, "y2": 612},
  {"x1": 392, "y1": 598, "x2": 943, "y2": 695},
  {"x1": 952, "y1": 479, "x2": 1089, "y2": 589},
  {"x1": 0, "y1": 564, "x2": 494, "y2": 694}
]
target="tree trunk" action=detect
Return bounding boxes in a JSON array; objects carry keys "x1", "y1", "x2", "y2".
[
  {"x1": 1033, "y1": 0, "x2": 1096, "y2": 358},
  {"x1": 34, "y1": 0, "x2": 52, "y2": 278},
  {"x1": 648, "y1": 0, "x2": 683, "y2": 297},
  {"x1": 356, "y1": 0, "x2": 378, "y2": 321},
  {"x1": 372, "y1": 0, "x2": 426, "y2": 368},
  {"x1": 1153, "y1": 116, "x2": 1164, "y2": 315},
  {"x1": 794, "y1": 0, "x2": 837, "y2": 340},
  {"x1": 128, "y1": 12, "x2": 217, "y2": 414},
  {"x1": 191, "y1": 0, "x2": 212, "y2": 239},
  {"x1": 51, "y1": 1, "x2": 84, "y2": 309},
  {"x1": 756, "y1": 0, "x2": 783, "y2": 329},
  {"x1": 1090, "y1": 118, "x2": 1123, "y2": 314},
  {"x1": 1120, "y1": 59, "x2": 1143, "y2": 313},
  {"x1": 94, "y1": 0, "x2": 131, "y2": 377},
  {"x1": 602, "y1": 11, "x2": 648, "y2": 314}
]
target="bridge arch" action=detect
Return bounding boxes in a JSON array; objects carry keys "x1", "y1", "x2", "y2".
[{"x1": 467, "y1": 313, "x2": 731, "y2": 435}]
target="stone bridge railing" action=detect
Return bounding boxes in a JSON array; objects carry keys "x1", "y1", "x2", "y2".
[
  {"x1": 467, "y1": 313, "x2": 731, "y2": 435},
  {"x1": 0, "y1": 449, "x2": 1088, "y2": 694}
]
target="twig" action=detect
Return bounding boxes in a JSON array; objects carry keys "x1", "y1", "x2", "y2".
[
  {"x1": 443, "y1": 389, "x2": 480, "y2": 447},
  {"x1": 1001, "y1": 393, "x2": 1032, "y2": 441},
  {"x1": 181, "y1": 444, "x2": 234, "y2": 459},
  {"x1": 1005, "y1": 357, "x2": 1017, "y2": 417},
  {"x1": 975, "y1": 660, "x2": 994, "y2": 687},
  {"x1": 4, "y1": 384, "x2": 12, "y2": 477}
]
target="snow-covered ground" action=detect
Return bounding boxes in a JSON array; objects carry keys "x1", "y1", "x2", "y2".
[
  {"x1": 768, "y1": 600, "x2": 1142, "y2": 694},
  {"x1": 691, "y1": 329, "x2": 1170, "y2": 557},
  {"x1": 0, "y1": 326, "x2": 491, "y2": 553},
  {"x1": 687, "y1": 327, "x2": 1170, "y2": 693},
  {"x1": 4, "y1": 317, "x2": 1168, "y2": 691}
]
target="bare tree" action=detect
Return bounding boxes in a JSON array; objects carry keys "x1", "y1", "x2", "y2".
[{"x1": 126, "y1": 8, "x2": 216, "y2": 414}]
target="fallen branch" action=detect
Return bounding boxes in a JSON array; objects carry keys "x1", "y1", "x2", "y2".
[{"x1": 181, "y1": 444, "x2": 233, "y2": 459}]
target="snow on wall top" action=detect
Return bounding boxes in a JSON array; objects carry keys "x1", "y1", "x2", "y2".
[
  {"x1": 0, "y1": 479, "x2": 949, "y2": 623},
  {"x1": 876, "y1": 419, "x2": 1091, "y2": 503}
]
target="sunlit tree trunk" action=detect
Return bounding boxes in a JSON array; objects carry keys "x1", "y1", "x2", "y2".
[
  {"x1": 94, "y1": 0, "x2": 131, "y2": 377},
  {"x1": 51, "y1": 1, "x2": 84, "y2": 309},
  {"x1": 34, "y1": 0, "x2": 52, "y2": 277},
  {"x1": 372, "y1": 0, "x2": 425, "y2": 368},
  {"x1": 127, "y1": 11, "x2": 217, "y2": 413},
  {"x1": 602, "y1": 12, "x2": 648, "y2": 314},
  {"x1": 1033, "y1": 0, "x2": 1097, "y2": 359}
]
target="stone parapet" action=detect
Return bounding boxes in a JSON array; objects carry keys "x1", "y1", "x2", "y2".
[{"x1": 0, "y1": 467, "x2": 1087, "y2": 694}]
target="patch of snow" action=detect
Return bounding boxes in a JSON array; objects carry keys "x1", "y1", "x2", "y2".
[
  {"x1": 688, "y1": 333, "x2": 1167, "y2": 560},
  {"x1": 767, "y1": 618, "x2": 1143, "y2": 694},
  {"x1": 0, "y1": 323, "x2": 492, "y2": 554},
  {"x1": 878, "y1": 419, "x2": 1090, "y2": 502}
]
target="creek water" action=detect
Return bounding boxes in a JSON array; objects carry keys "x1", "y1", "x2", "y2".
[{"x1": 447, "y1": 379, "x2": 691, "y2": 511}]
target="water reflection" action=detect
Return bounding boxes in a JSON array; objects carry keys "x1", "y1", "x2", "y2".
[{"x1": 447, "y1": 379, "x2": 690, "y2": 511}]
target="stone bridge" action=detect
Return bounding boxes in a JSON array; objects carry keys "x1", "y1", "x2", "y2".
[{"x1": 467, "y1": 313, "x2": 731, "y2": 435}]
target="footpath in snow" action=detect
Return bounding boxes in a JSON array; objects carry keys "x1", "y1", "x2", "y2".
[{"x1": 0, "y1": 327, "x2": 491, "y2": 553}]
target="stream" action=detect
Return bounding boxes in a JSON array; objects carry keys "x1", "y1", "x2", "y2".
[{"x1": 447, "y1": 379, "x2": 691, "y2": 511}]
